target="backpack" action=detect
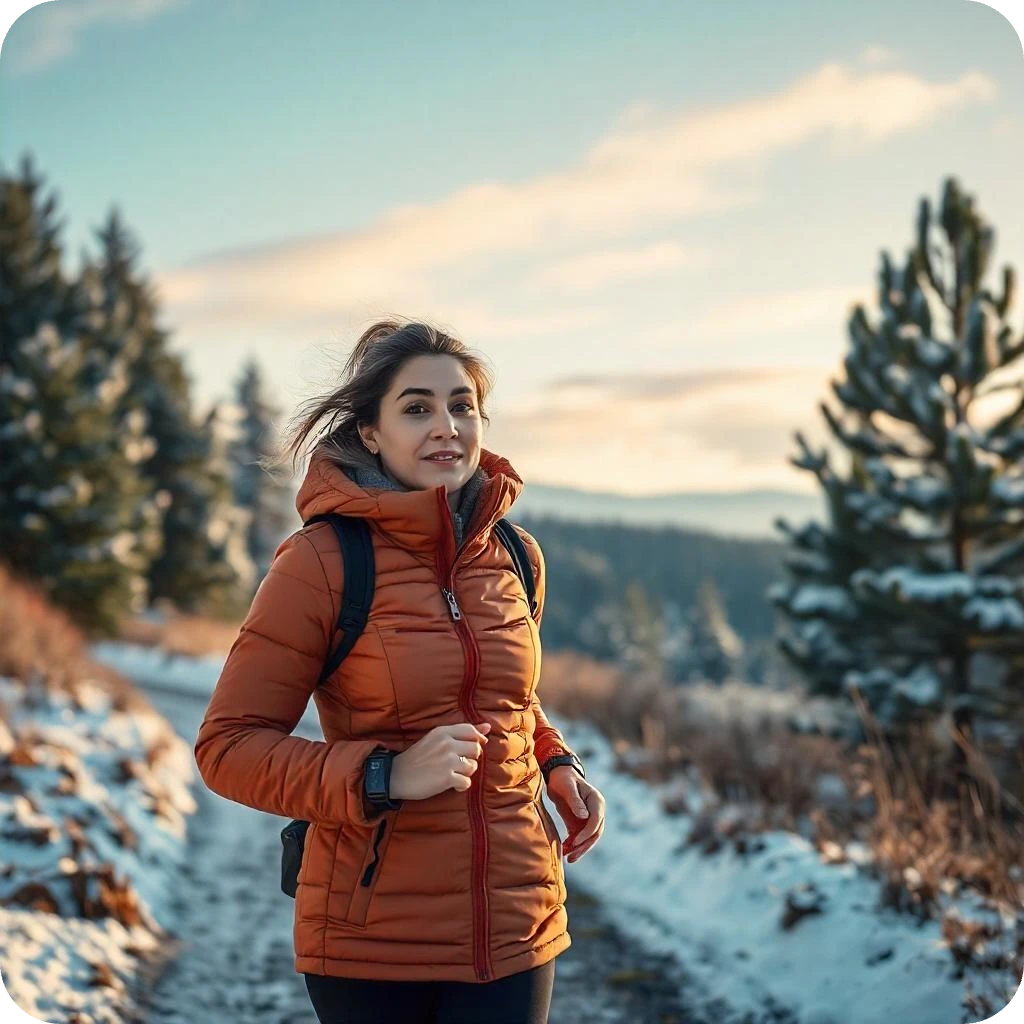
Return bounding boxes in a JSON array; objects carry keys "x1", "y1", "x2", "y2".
[{"x1": 280, "y1": 512, "x2": 537, "y2": 898}]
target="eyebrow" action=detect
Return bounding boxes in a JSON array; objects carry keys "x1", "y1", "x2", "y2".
[{"x1": 395, "y1": 386, "x2": 474, "y2": 401}]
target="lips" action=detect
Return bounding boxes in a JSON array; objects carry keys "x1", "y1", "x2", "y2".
[{"x1": 423, "y1": 453, "x2": 462, "y2": 462}]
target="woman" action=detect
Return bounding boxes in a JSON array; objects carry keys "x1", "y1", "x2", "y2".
[{"x1": 193, "y1": 320, "x2": 606, "y2": 1024}]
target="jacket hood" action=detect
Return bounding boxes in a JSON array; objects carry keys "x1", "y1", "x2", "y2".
[{"x1": 295, "y1": 447, "x2": 525, "y2": 563}]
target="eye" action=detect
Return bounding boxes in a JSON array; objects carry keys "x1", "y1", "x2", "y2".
[{"x1": 405, "y1": 401, "x2": 475, "y2": 415}]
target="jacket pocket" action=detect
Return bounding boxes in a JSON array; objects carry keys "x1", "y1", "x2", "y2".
[
  {"x1": 534, "y1": 796, "x2": 561, "y2": 874},
  {"x1": 477, "y1": 614, "x2": 540, "y2": 710},
  {"x1": 381, "y1": 625, "x2": 451, "y2": 634},
  {"x1": 481, "y1": 614, "x2": 530, "y2": 632},
  {"x1": 297, "y1": 821, "x2": 316, "y2": 889},
  {"x1": 345, "y1": 813, "x2": 398, "y2": 927}
]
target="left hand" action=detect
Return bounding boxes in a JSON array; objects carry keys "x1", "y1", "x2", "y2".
[{"x1": 545, "y1": 766, "x2": 605, "y2": 863}]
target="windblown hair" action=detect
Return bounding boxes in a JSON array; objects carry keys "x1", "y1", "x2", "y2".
[{"x1": 265, "y1": 318, "x2": 495, "y2": 477}]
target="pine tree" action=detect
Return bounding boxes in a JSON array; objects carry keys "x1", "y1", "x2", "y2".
[
  {"x1": 87, "y1": 229, "x2": 254, "y2": 617},
  {"x1": 771, "y1": 177, "x2": 1024, "y2": 748},
  {"x1": 578, "y1": 580, "x2": 665, "y2": 674},
  {"x1": 145, "y1": 398, "x2": 255, "y2": 618},
  {"x1": 228, "y1": 358, "x2": 294, "y2": 586},
  {"x1": 77, "y1": 208, "x2": 164, "y2": 579},
  {"x1": 0, "y1": 155, "x2": 151, "y2": 634},
  {"x1": 682, "y1": 577, "x2": 744, "y2": 684}
]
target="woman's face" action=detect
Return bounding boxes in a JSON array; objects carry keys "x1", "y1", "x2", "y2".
[{"x1": 359, "y1": 354, "x2": 483, "y2": 497}]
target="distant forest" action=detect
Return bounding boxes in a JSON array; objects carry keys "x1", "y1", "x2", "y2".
[{"x1": 513, "y1": 511, "x2": 783, "y2": 654}]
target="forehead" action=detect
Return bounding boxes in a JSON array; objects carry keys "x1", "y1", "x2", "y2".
[{"x1": 389, "y1": 354, "x2": 475, "y2": 393}]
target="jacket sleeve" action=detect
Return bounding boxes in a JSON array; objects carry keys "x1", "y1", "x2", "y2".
[
  {"x1": 514, "y1": 525, "x2": 575, "y2": 769},
  {"x1": 193, "y1": 529, "x2": 387, "y2": 827}
]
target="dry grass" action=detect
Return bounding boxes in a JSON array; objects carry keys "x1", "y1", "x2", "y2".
[
  {"x1": 0, "y1": 564, "x2": 148, "y2": 713},
  {"x1": 116, "y1": 601, "x2": 242, "y2": 658},
  {"x1": 851, "y1": 687, "x2": 1024, "y2": 915},
  {"x1": 539, "y1": 649, "x2": 851, "y2": 824},
  {"x1": 538, "y1": 648, "x2": 1024, "y2": 917}
]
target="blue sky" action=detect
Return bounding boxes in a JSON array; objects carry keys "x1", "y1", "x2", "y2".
[{"x1": 3, "y1": 0, "x2": 1023, "y2": 495}]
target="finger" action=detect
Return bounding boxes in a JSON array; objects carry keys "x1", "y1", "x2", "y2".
[
  {"x1": 567, "y1": 825, "x2": 603, "y2": 862},
  {"x1": 565, "y1": 823, "x2": 602, "y2": 856},
  {"x1": 571, "y1": 788, "x2": 590, "y2": 818},
  {"x1": 452, "y1": 721, "x2": 491, "y2": 741},
  {"x1": 571, "y1": 822, "x2": 599, "y2": 847}
]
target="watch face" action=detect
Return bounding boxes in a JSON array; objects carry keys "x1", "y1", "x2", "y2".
[{"x1": 366, "y1": 758, "x2": 387, "y2": 790}]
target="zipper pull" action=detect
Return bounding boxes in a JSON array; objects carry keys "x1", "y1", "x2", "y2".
[{"x1": 442, "y1": 586, "x2": 462, "y2": 621}]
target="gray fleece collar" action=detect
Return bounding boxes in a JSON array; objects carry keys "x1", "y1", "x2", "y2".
[{"x1": 347, "y1": 459, "x2": 488, "y2": 548}]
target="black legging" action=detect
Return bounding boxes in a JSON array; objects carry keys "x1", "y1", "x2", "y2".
[{"x1": 303, "y1": 960, "x2": 555, "y2": 1024}]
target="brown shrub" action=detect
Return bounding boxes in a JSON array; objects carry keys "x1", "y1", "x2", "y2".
[
  {"x1": 116, "y1": 601, "x2": 242, "y2": 658},
  {"x1": 538, "y1": 647, "x2": 1024, "y2": 921},
  {"x1": 0, "y1": 563, "x2": 149, "y2": 712}
]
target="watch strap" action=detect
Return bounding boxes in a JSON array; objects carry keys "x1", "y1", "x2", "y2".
[
  {"x1": 540, "y1": 752, "x2": 585, "y2": 784},
  {"x1": 363, "y1": 747, "x2": 402, "y2": 810}
]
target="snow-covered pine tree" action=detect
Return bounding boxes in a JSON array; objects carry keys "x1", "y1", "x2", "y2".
[
  {"x1": 0, "y1": 155, "x2": 152, "y2": 634},
  {"x1": 77, "y1": 208, "x2": 164, "y2": 581},
  {"x1": 91, "y1": 248, "x2": 254, "y2": 617},
  {"x1": 620, "y1": 580, "x2": 666, "y2": 676},
  {"x1": 682, "y1": 577, "x2": 744, "y2": 684},
  {"x1": 228, "y1": 358, "x2": 294, "y2": 586},
  {"x1": 579, "y1": 581, "x2": 665, "y2": 675},
  {"x1": 145, "y1": 396, "x2": 255, "y2": 618},
  {"x1": 770, "y1": 452, "x2": 894, "y2": 701},
  {"x1": 771, "y1": 177, "x2": 1024, "y2": 749}
]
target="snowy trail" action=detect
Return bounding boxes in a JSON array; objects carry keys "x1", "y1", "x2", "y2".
[
  {"x1": 82, "y1": 643, "x2": 1015, "y2": 1024},
  {"x1": 130, "y1": 681, "x2": 731, "y2": 1024}
]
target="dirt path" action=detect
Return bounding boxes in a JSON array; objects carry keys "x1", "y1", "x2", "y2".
[{"x1": 130, "y1": 683, "x2": 794, "y2": 1024}]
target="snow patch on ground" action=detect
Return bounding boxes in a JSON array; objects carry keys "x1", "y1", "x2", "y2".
[
  {"x1": 5, "y1": 641, "x2": 1019, "y2": 1024},
  {"x1": 0, "y1": 674, "x2": 197, "y2": 1023},
  {"x1": 554, "y1": 718, "x2": 1023, "y2": 1024}
]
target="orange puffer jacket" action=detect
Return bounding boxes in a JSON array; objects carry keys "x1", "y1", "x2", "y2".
[{"x1": 193, "y1": 447, "x2": 576, "y2": 983}]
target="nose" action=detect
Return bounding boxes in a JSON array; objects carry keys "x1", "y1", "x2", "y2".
[{"x1": 431, "y1": 411, "x2": 459, "y2": 437}]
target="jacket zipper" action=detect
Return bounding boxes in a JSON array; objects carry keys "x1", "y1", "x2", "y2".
[{"x1": 435, "y1": 486, "x2": 493, "y2": 981}]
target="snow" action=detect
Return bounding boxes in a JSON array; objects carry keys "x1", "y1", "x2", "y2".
[
  {"x1": 553, "y1": 718, "x2": 1022, "y2": 1024},
  {"x1": 88, "y1": 641, "x2": 227, "y2": 696},
  {"x1": 992, "y1": 477, "x2": 1024, "y2": 507},
  {"x1": 852, "y1": 566, "x2": 976, "y2": 601},
  {"x1": 0, "y1": 673, "x2": 198, "y2": 1024},
  {"x1": 26, "y1": 477, "x2": 94, "y2": 509},
  {"x1": 962, "y1": 596, "x2": 1024, "y2": 631},
  {"x1": 0, "y1": 374, "x2": 36, "y2": 401},
  {"x1": 843, "y1": 665, "x2": 943, "y2": 708},
  {"x1": 5, "y1": 642, "x2": 1022, "y2": 1024},
  {"x1": 901, "y1": 475, "x2": 950, "y2": 509},
  {"x1": 917, "y1": 337, "x2": 952, "y2": 370},
  {"x1": 789, "y1": 584, "x2": 856, "y2": 618}
]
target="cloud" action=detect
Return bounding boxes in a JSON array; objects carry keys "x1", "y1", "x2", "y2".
[
  {"x1": 674, "y1": 284, "x2": 876, "y2": 342},
  {"x1": 860, "y1": 44, "x2": 898, "y2": 65},
  {"x1": 153, "y1": 59, "x2": 996, "y2": 342},
  {"x1": 527, "y1": 241, "x2": 708, "y2": 293},
  {"x1": 483, "y1": 365, "x2": 837, "y2": 493},
  {"x1": 5, "y1": 0, "x2": 187, "y2": 76}
]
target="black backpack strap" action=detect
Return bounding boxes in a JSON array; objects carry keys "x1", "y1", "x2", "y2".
[
  {"x1": 302, "y1": 513, "x2": 375, "y2": 685},
  {"x1": 493, "y1": 518, "x2": 538, "y2": 621}
]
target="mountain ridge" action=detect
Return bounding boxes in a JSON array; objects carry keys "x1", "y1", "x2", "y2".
[{"x1": 514, "y1": 481, "x2": 824, "y2": 539}]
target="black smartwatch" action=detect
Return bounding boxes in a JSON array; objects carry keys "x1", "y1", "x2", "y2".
[
  {"x1": 540, "y1": 752, "x2": 585, "y2": 785},
  {"x1": 363, "y1": 747, "x2": 402, "y2": 811}
]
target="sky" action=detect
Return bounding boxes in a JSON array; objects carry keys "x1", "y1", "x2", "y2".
[{"x1": 2, "y1": 0, "x2": 1023, "y2": 496}]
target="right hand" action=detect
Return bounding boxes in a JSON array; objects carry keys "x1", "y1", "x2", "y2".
[{"x1": 389, "y1": 721, "x2": 492, "y2": 800}]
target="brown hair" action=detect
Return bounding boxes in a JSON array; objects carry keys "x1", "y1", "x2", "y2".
[{"x1": 266, "y1": 318, "x2": 495, "y2": 477}]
